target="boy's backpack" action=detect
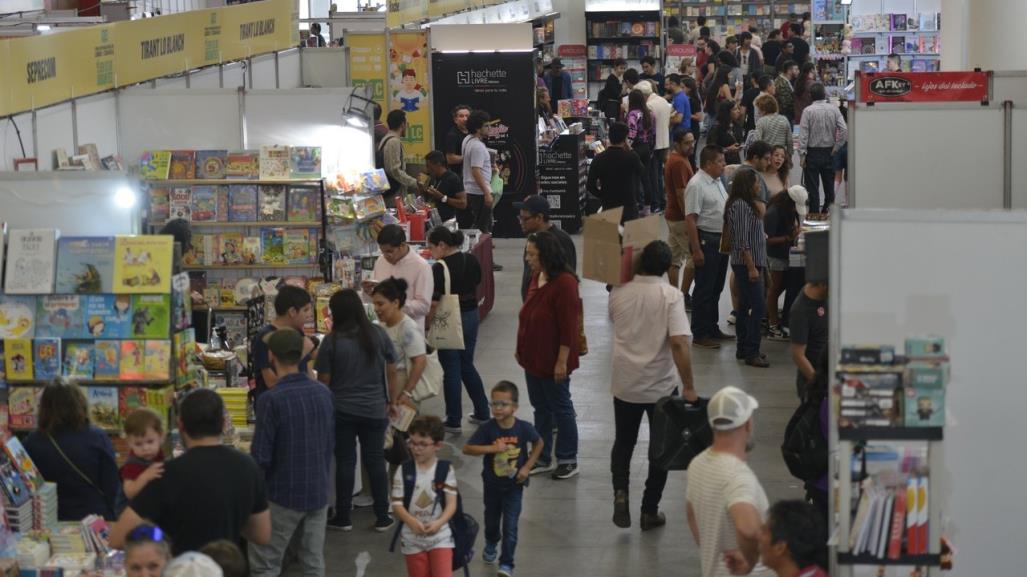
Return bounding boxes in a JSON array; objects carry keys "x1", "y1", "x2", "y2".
[
  {"x1": 781, "y1": 382, "x2": 829, "y2": 482},
  {"x1": 389, "y1": 459, "x2": 478, "y2": 576}
]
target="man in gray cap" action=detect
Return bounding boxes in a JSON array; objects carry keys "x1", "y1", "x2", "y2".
[{"x1": 515, "y1": 195, "x2": 577, "y2": 301}]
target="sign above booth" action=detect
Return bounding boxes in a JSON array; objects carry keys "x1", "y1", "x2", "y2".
[{"x1": 857, "y1": 71, "x2": 991, "y2": 104}]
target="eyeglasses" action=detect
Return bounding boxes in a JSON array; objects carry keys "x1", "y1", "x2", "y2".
[
  {"x1": 127, "y1": 524, "x2": 166, "y2": 543},
  {"x1": 490, "y1": 400, "x2": 516, "y2": 408}
]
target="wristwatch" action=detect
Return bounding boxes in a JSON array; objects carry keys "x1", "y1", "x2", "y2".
[{"x1": 441, "y1": 195, "x2": 448, "y2": 204}]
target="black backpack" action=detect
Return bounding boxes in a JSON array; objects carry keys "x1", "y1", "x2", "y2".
[
  {"x1": 389, "y1": 459, "x2": 478, "y2": 576},
  {"x1": 375, "y1": 134, "x2": 400, "y2": 196},
  {"x1": 781, "y1": 383, "x2": 829, "y2": 482},
  {"x1": 649, "y1": 396, "x2": 713, "y2": 471}
]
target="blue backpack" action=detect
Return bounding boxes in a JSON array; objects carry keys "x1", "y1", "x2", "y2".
[{"x1": 389, "y1": 459, "x2": 478, "y2": 576}]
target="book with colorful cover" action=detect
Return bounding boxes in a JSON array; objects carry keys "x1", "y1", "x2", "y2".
[
  {"x1": 258, "y1": 185, "x2": 287, "y2": 221},
  {"x1": 4, "y1": 437, "x2": 45, "y2": 492},
  {"x1": 0, "y1": 448, "x2": 31, "y2": 506},
  {"x1": 0, "y1": 295, "x2": 36, "y2": 339},
  {"x1": 287, "y1": 187, "x2": 319, "y2": 222},
  {"x1": 259, "y1": 146, "x2": 290, "y2": 180},
  {"x1": 144, "y1": 341, "x2": 172, "y2": 380},
  {"x1": 118, "y1": 387, "x2": 146, "y2": 421},
  {"x1": 119, "y1": 341, "x2": 145, "y2": 380},
  {"x1": 217, "y1": 232, "x2": 245, "y2": 266},
  {"x1": 171, "y1": 272, "x2": 192, "y2": 331},
  {"x1": 131, "y1": 295, "x2": 171, "y2": 339},
  {"x1": 170, "y1": 187, "x2": 192, "y2": 221},
  {"x1": 215, "y1": 186, "x2": 230, "y2": 222},
  {"x1": 289, "y1": 146, "x2": 322, "y2": 179},
  {"x1": 139, "y1": 151, "x2": 172, "y2": 180},
  {"x1": 148, "y1": 188, "x2": 170, "y2": 222},
  {"x1": 229, "y1": 185, "x2": 258, "y2": 221},
  {"x1": 32, "y1": 338, "x2": 62, "y2": 381},
  {"x1": 225, "y1": 151, "x2": 260, "y2": 179},
  {"x1": 87, "y1": 387, "x2": 120, "y2": 430},
  {"x1": 284, "y1": 229, "x2": 312, "y2": 264},
  {"x1": 241, "y1": 237, "x2": 262, "y2": 264},
  {"x1": 145, "y1": 386, "x2": 175, "y2": 432},
  {"x1": 35, "y1": 295, "x2": 86, "y2": 339},
  {"x1": 56, "y1": 236, "x2": 115, "y2": 294},
  {"x1": 4, "y1": 340, "x2": 33, "y2": 381},
  {"x1": 9, "y1": 388, "x2": 40, "y2": 430},
  {"x1": 94, "y1": 340, "x2": 121, "y2": 380},
  {"x1": 190, "y1": 186, "x2": 218, "y2": 222},
  {"x1": 63, "y1": 341, "x2": 94, "y2": 379},
  {"x1": 83, "y1": 294, "x2": 133, "y2": 338},
  {"x1": 195, "y1": 150, "x2": 227, "y2": 179},
  {"x1": 113, "y1": 235, "x2": 174, "y2": 294},
  {"x1": 173, "y1": 328, "x2": 196, "y2": 387},
  {"x1": 5, "y1": 229, "x2": 58, "y2": 295},
  {"x1": 169, "y1": 150, "x2": 196, "y2": 180},
  {"x1": 260, "y1": 228, "x2": 286, "y2": 264}
]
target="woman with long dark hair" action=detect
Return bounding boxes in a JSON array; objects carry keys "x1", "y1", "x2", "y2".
[
  {"x1": 704, "y1": 64, "x2": 732, "y2": 119},
  {"x1": 792, "y1": 61, "x2": 817, "y2": 123},
  {"x1": 764, "y1": 190, "x2": 801, "y2": 339},
  {"x1": 762, "y1": 144, "x2": 792, "y2": 196},
  {"x1": 517, "y1": 230, "x2": 581, "y2": 480},
  {"x1": 317, "y1": 288, "x2": 400, "y2": 531},
  {"x1": 725, "y1": 169, "x2": 769, "y2": 367},
  {"x1": 627, "y1": 89, "x2": 656, "y2": 213},
  {"x1": 682, "y1": 76, "x2": 703, "y2": 167},
  {"x1": 709, "y1": 100, "x2": 745, "y2": 164}
]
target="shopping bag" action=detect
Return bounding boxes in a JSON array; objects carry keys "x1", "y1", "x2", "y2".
[
  {"x1": 410, "y1": 348, "x2": 443, "y2": 402},
  {"x1": 649, "y1": 396, "x2": 712, "y2": 471},
  {"x1": 427, "y1": 259, "x2": 465, "y2": 350}
]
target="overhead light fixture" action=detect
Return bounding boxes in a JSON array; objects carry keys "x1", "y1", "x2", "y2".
[
  {"x1": 35, "y1": 24, "x2": 51, "y2": 31},
  {"x1": 346, "y1": 115, "x2": 368, "y2": 128},
  {"x1": 343, "y1": 89, "x2": 376, "y2": 130},
  {"x1": 840, "y1": 0, "x2": 852, "y2": 4},
  {"x1": 114, "y1": 186, "x2": 137, "y2": 209}
]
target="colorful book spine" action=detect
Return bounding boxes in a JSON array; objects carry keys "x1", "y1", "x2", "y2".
[{"x1": 4, "y1": 339, "x2": 34, "y2": 381}]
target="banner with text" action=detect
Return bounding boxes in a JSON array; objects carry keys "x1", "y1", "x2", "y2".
[
  {"x1": 347, "y1": 33, "x2": 389, "y2": 116},
  {"x1": 432, "y1": 51, "x2": 537, "y2": 238},
  {"x1": 389, "y1": 32, "x2": 432, "y2": 165},
  {"x1": 857, "y1": 71, "x2": 991, "y2": 104}
]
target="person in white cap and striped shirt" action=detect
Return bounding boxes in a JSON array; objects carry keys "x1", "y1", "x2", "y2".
[{"x1": 686, "y1": 386, "x2": 773, "y2": 577}]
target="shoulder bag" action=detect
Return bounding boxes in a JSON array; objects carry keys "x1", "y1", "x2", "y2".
[
  {"x1": 427, "y1": 258, "x2": 465, "y2": 350},
  {"x1": 48, "y1": 434, "x2": 108, "y2": 500}
]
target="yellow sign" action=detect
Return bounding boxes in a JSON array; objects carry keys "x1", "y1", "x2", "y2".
[
  {"x1": 220, "y1": 0, "x2": 295, "y2": 62},
  {"x1": 389, "y1": 32, "x2": 431, "y2": 165},
  {"x1": 348, "y1": 33, "x2": 388, "y2": 114},
  {"x1": 113, "y1": 11, "x2": 206, "y2": 86},
  {"x1": 4, "y1": 27, "x2": 113, "y2": 113},
  {"x1": 386, "y1": 0, "x2": 427, "y2": 28},
  {"x1": 0, "y1": 41, "x2": 11, "y2": 116}
]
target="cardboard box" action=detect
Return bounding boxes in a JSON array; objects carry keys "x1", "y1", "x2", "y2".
[
  {"x1": 905, "y1": 335, "x2": 946, "y2": 359},
  {"x1": 906, "y1": 361, "x2": 949, "y2": 389},
  {"x1": 904, "y1": 387, "x2": 945, "y2": 427},
  {"x1": 581, "y1": 208, "x2": 660, "y2": 286},
  {"x1": 840, "y1": 345, "x2": 896, "y2": 365}
]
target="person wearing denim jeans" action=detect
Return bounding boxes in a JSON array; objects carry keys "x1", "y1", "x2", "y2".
[
  {"x1": 685, "y1": 145, "x2": 731, "y2": 349},
  {"x1": 524, "y1": 374, "x2": 579, "y2": 471},
  {"x1": 483, "y1": 485, "x2": 523, "y2": 571},
  {"x1": 725, "y1": 167, "x2": 770, "y2": 368},
  {"x1": 438, "y1": 308, "x2": 490, "y2": 431},
  {"x1": 334, "y1": 414, "x2": 391, "y2": 529}
]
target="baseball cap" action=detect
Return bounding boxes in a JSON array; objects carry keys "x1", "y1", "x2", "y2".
[
  {"x1": 264, "y1": 328, "x2": 304, "y2": 358},
  {"x1": 637, "y1": 80, "x2": 654, "y2": 97},
  {"x1": 708, "y1": 386, "x2": 760, "y2": 431},
  {"x1": 163, "y1": 553, "x2": 224, "y2": 577},
  {"x1": 513, "y1": 195, "x2": 550, "y2": 216},
  {"x1": 549, "y1": 57, "x2": 564, "y2": 69},
  {"x1": 787, "y1": 185, "x2": 809, "y2": 220}
]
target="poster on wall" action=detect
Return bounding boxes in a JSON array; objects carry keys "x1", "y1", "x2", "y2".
[
  {"x1": 348, "y1": 34, "x2": 388, "y2": 114},
  {"x1": 389, "y1": 32, "x2": 432, "y2": 166},
  {"x1": 432, "y1": 51, "x2": 537, "y2": 238}
]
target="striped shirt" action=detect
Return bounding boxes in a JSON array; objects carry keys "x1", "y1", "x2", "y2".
[
  {"x1": 755, "y1": 112, "x2": 794, "y2": 151},
  {"x1": 799, "y1": 99, "x2": 848, "y2": 153},
  {"x1": 727, "y1": 199, "x2": 767, "y2": 268}
]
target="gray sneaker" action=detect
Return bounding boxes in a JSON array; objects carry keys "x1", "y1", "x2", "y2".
[
  {"x1": 552, "y1": 463, "x2": 579, "y2": 480},
  {"x1": 529, "y1": 462, "x2": 556, "y2": 476}
]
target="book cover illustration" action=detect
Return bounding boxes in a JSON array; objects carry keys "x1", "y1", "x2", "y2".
[
  {"x1": 195, "y1": 150, "x2": 228, "y2": 179},
  {"x1": 145, "y1": 387, "x2": 174, "y2": 432},
  {"x1": 170, "y1": 187, "x2": 192, "y2": 221},
  {"x1": 258, "y1": 186, "x2": 287, "y2": 221},
  {"x1": 112, "y1": 235, "x2": 173, "y2": 294},
  {"x1": 225, "y1": 151, "x2": 260, "y2": 179},
  {"x1": 32, "y1": 339, "x2": 61, "y2": 381},
  {"x1": 4, "y1": 340, "x2": 33, "y2": 381},
  {"x1": 229, "y1": 185, "x2": 258, "y2": 221},
  {"x1": 35, "y1": 295, "x2": 86, "y2": 339},
  {"x1": 87, "y1": 387, "x2": 120, "y2": 430},
  {"x1": 190, "y1": 186, "x2": 218, "y2": 222},
  {"x1": 131, "y1": 295, "x2": 171, "y2": 339},
  {"x1": 83, "y1": 294, "x2": 133, "y2": 339},
  {"x1": 55, "y1": 236, "x2": 115, "y2": 295},
  {"x1": 259, "y1": 146, "x2": 291, "y2": 180},
  {"x1": 63, "y1": 341, "x2": 94, "y2": 379},
  {"x1": 288, "y1": 146, "x2": 322, "y2": 179},
  {"x1": 890, "y1": 35, "x2": 906, "y2": 54},
  {"x1": 0, "y1": 295, "x2": 36, "y2": 339},
  {"x1": 3, "y1": 437, "x2": 45, "y2": 492},
  {"x1": 215, "y1": 186, "x2": 230, "y2": 222},
  {"x1": 284, "y1": 229, "x2": 312, "y2": 264},
  {"x1": 120, "y1": 341, "x2": 145, "y2": 380},
  {"x1": 171, "y1": 272, "x2": 192, "y2": 331},
  {"x1": 241, "y1": 237, "x2": 262, "y2": 264},
  {"x1": 169, "y1": 150, "x2": 196, "y2": 180},
  {"x1": 9, "y1": 388, "x2": 40, "y2": 430},
  {"x1": 0, "y1": 449, "x2": 31, "y2": 507},
  {"x1": 890, "y1": 13, "x2": 907, "y2": 31},
  {"x1": 218, "y1": 233, "x2": 245, "y2": 266},
  {"x1": 360, "y1": 169, "x2": 388, "y2": 193},
  {"x1": 139, "y1": 151, "x2": 171, "y2": 180},
  {"x1": 148, "y1": 188, "x2": 170, "y2": 222},
  {"x1": 144, "y1": 341, "x2": 172, "y2": 380},
  {"x1": 260, "y1": 228, "x2": 286, "y2": 264},
  {"x1": 94, "y1": 340, "x2": 121, "y2": 380},
  {"x1": 5, "y1": 229, "x2": 58, "y2": 295},
  {"x1": 287, "y1": 188, "x2": 320, "y2": 222},
  {"x1": 119, "y1": 387, "x2": 147, "y2": 421}
]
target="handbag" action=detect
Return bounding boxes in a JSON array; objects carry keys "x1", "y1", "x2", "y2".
[
  {"x1": 427, "y1": 259, "x2": 465, "y2": 350},
  {"x1": 577, "y1": 298, "x2": 588, "y2": 357},
  {"x1": 649, "y1": 396, "x2": 712, "y2": 471},
  {"x1": 410, "y1": 347, "x2": 443, "y2": 402}
]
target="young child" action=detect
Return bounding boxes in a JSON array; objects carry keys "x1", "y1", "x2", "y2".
[
  {"x1": 463, "y1": 382, "x2": 543, "y2": 577},
  {"x1": 392, "y1": 416, "x2": 458, "y2": 577},
  {"x1": 121, "y1": 408, "x2": 166, "y2": 501}
]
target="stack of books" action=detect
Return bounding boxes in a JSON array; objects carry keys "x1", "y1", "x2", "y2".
[
  {"x1": 33, "y1": 482, "x2": 58, "y2": 532},
  {"x1": 217, "y1": 388, "x2": 250, "y2": 428},
  {"x1": 50, "y1": 523, "x2": 90, "y2": 556}
]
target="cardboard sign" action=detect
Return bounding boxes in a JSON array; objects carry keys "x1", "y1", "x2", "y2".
[
  {"x1": 582, "y1": 208, "x2": 660, "y2": 286},
  {"x1": 858, "y1": 71, "x2": 990, "y2": 104}
]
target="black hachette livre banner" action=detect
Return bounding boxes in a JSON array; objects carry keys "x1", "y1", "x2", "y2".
[{"x1": 432, "y1": 51, "x2": 537, "y2": 238}]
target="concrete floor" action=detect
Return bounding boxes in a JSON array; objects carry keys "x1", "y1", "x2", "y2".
[{"x1": 319, "y1": 231, "x2": 806, "y2": 577}]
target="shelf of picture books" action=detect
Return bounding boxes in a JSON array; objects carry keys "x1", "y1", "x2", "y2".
[
  {"x1": 668, "y1": 1, "x2": 809, "y2": 39},
  {"x1": 138, "y1": 146, "x2": 323, "y2": 182}
]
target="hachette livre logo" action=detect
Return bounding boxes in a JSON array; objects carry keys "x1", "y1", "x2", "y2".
[{"x1": 456, "y1": 69, "x2": 508, "y2": 87}]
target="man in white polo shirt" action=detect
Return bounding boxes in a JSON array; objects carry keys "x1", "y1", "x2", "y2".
[
  {"x1": 686, "y1": 386, "x2": 773, "y2": 577},
  {"x1": 686, "y1": 145, "x2": 733, "y2": 349},
  {"x1": 642, "y1": 80, "x2": 673, "y2": 213},
  {"x1": 608, "y1": 240, "x2": 698, "y2": 532}
]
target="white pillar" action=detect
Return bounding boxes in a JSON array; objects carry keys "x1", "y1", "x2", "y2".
[
  {"x1": 945, "y1": 0, "x2": 1027, "y2": 71},
  {"x1": 552, "y1": 0, "x2": 586, "y2": 47}
]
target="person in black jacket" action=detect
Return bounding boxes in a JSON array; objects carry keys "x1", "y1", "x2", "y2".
[
  {"x1": 598, "y1": 58, "x2": 628, "y2": 122},
  {"x1": 761, "y1": 30, "x2": 783, "y2": 75},
  {"x1": 587, "y1": 122, "x2": 645, "y2": 223}
]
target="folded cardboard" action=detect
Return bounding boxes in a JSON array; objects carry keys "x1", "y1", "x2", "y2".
[{"x1": 581, "y1": 208, "x2": 660, "y2": 286}]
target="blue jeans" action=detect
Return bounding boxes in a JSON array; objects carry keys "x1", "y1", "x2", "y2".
[
  {"x1": 733, "y1": 265, "x2": 766, "y2": 359},
  {"x1": 524, "y1": 373, "x2": 578, "y2": 465},
  {"x1": 334, "y1": 412, "x2": 390, "y2": 523},
  {"x1": 439, "y1": 308, "x2": 490, "y2": 426},
  {"x1": 690, "y1": 231, "x2": 729, "y2": 339},
  {"x1": 651, "y1": 149, "x2": 667, "y2": 210},
  {"x1": 484, "y1": 483, "x2": 523, "y2": 568}
]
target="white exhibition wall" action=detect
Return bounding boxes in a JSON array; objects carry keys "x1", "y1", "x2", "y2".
[
  {"x1": 0, "y1": 172, "x2": 139, "y2": 235},
  {"x1": 118, "y1": 90, "x2": 243, "y2": 165}
]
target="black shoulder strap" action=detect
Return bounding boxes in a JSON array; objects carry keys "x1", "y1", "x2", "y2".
[
  {"x1": 389, "y1": 460, "x2": 417, "y2": 553},
  {"x1": 432, "y1": 460, "x2": 451, "y2": 513}
]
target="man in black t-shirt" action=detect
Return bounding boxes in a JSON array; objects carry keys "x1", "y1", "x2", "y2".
[
  {"x1": 444, "y1": 104, "x2": 471, "y2": 174},
  {"x1": 789, "y1": 281, "x2": 828, "y2": 398},
  {"x1": 587, "y1": 122, "x2": 645, "y2": 223},
  {"x1": 110, "y1": 389, "x2": 271, "y2": 554},
  {"x1": 421, "y1": 150, "x2": 469, "y2": 225},
  {"x1": 515, "y1": 195, "x2": 577, "y2": 301},
  {"x1": 251, "y1": 286, "x2": 316, "y2": 402}
]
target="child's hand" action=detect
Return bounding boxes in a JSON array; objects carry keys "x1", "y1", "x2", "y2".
[
  {"x1": 139, "y1": 463, "x2": 164, "y2": 483},
  {"x1": 404, "y1": 518, "x2": 425, "y2": 535},
  {"x1": 493, "y1": 440, "x2": 509, "y2": 453},
  {"x1": 423, "y1": 520, "x2": 445, "y2": 534},
  {"x1": 515, "y1": 465, "x2": 531, "y2": 483}
]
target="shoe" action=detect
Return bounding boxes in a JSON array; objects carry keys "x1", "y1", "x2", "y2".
[
  {"x1": 529, "y1": 461, "x2": 557, "y2": 476},
  {"x1": 684, "y1": 293, "x2": 693, "y2": 312},
  {"x1": 639, "y1": 207, "x2": 651, "y2": 217},
  {"x1": 467, "y1": 414, "x2": 489, "y2": 425},
  {"x1": 352, "y1": 495, "x2": 373, "y2": 508},
  {"x1": 482, "y1": 541, "x2": 498, "y2": 565},
  {"x1": 552, "y1": 463, "x2": 579, "y2": 480},
  {"x1": 373, "y1": 516, "x2": 395, "y2": 532},
  {"x1": 711, "y1": 329, "x2": 734, "y2": 340},
  {"x1": 492, "y1": 263, "x2": 504, "y2": 272},
  {"x1": 326, "y1": 516, "x2": 352, "y2": 532},
  {"x1": 613, "y1": 490, "x2": 631, "y2": 528},
  {"x1": 745, "y1": 356, "x2": 771, "y2": 368},
  {"x1": 767, "y1": 325, "x2": 788, "y2": 340},
  {"x1": 737, "y1": 352, "x2": 768, "y2": 361},
  {"x1": 640, "y1": 511, "x2": 667, "y2": 531},
  {"x1": 444, "y1": 422, "x2": 462, "y2": 435},
  {"x1": 727, "y1": 312, "x2": 737, "y2": 325},
  {"x1": 497, "y1": 565, "x2": 514, "y2": 577},
  {"x1": 693, "y1": 337, "x2": 721, "y2": 349}
]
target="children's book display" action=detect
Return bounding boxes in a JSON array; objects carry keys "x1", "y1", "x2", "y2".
[{"x1": 141, "y1": 146, "x2": 322, "y2": 181}]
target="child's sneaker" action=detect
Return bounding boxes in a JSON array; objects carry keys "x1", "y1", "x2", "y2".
[
  {"x1": 552, "y1": 463, "x2": 579, "y2": 480},
  {"x1": 497, "y1": 565, "x2": 514, "y2": 577},
  {"x1": 767, "y1": 325, "x2": 788, "y2": 341},
  {"x1": 482, "y1": 541, "x2": 498, "y2": 565}
]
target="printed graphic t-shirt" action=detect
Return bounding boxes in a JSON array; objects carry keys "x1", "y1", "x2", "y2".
[
  {"x1": 391, "y1": 461, "x2": 457, "y2": 554},
  {"x1": 467, "y1": 419, "x2": 540, "y2": 488}
]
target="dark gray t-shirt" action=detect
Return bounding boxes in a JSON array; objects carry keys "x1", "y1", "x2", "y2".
[
  {"x1": 314, "y1": 325, "x2": 397, "y2": 418},
  {"x1": 789, "y1": 291, "x2": 828, "y2": 392},
  {"x1": 520, "y1": 225, "x2": 577, "y2": 301}
]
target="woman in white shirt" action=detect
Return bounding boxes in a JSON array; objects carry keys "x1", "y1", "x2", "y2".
[{"x1": 372, "y1": 277, "x2": 427, "y2": 404}]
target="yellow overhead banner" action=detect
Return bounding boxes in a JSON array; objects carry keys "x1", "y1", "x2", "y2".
[
  {"x1": 113, "y1": 11, "x2": 207, "y2": 86},
  {"x1": 387, "y1": 0, "x2": 427, "y2": 28},
  {"x1": 0, "y1": 41, "x2": 11, "y2": 116},
  {"x1": 348, "y1": 33, "x2": 388, "y2": 113},
  {"x1": 389, "y1": 31, "x2": 432, "y2": 165}
]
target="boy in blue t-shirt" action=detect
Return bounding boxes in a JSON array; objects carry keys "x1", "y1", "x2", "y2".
[{"x1": 464, "y1": 381, "x2": 543, "y2": 577}]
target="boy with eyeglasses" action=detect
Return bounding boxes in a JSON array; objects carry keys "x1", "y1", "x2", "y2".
[{"x1": 463, "y1": 382, "x2": 543, "y2": 577}]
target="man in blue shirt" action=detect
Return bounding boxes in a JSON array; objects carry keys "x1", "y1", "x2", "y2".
[
  {"x1": 667, "y1": 74, "x2": 692, "y2": 141},
  {"x1": 249, "y1": 329, "x2": 335, "y2": 577}
]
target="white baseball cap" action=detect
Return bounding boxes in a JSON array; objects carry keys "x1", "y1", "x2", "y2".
[
  {"x1": 162, "y1": 553, "x2": 224, "y2": 577},
  {"x1": 788, "y1": 185, "x2": 809, "y2": 220},
  {"x1": 708, "y1": 386, "x2": 760, "y2": 431}
]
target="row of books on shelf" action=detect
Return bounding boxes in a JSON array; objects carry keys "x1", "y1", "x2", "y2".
[
  {"x1": 556, "y1": 99, "x2": 590, "y2": 118},
  {"x1": 2, "y1": 232, "x2": 173, "y2": 296},
  {"x1": 811, "y1": 0, "x2": 842, "y2": 22},
  {"x1": 184, "y1": 228, "x2": 321, "y2": 267},
  {"x1": 849, "y1": 36, "x2": 940, "y2": 56},
  {"x1": 8, "y1": 384, "x2": 175, "y2": 432},
  {"x1": 851, "y1": 13, "x2": 940, "y2": 33},
  {"x1": 0, "y1": 292, "x2": 184, "y2": 340},
  {"x1": 150, "y1": 184, "x2": 322, "y2": 224},
  {"x1": 587, "y1": 43, "x2": 661, "y2": 60},
  {"x1": 588, "y1": 21, "x2": 660, "y2": 39},
  {"x1": 140, "y1": 146, "x2": 322, "y2": 181},
  {"x1": 849, "y1": 443, "x2": 931, "y2": 559},
  {"x1": 326, "y1": 194, "x2": 388, "y2": 224},
  {"x1": 2, "y1": 338, "x2": 172, "y2": 382},
  {"x1": 53, "y1": 144, "x2": 122, "y2": 172},
  {"x1": 856, "y1": 58, "x2": 941, "y2": 74}
]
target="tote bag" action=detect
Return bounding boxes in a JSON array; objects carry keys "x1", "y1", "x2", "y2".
[
  {"x1": 427, "y1": 258, "x2": 465, "y2": 350},
  {"x1": 410, "y1": 348, "x2": 443, "y2": 402}
]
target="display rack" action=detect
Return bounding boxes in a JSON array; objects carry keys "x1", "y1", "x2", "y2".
[
  {"x1": 557, "y1": 44, "x2": 590, "y2": 101},
  {"x1": 533, "y1": 14, "x2": 559, "y2": 64},
  {"x1": 665, "y1": 0, "x2": 811, "y2": 41},
  {"x1": 585, "y1": 10, "x2": 663, "y2": 102}
]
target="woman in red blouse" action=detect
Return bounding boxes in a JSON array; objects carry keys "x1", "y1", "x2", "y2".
[{"x1": 517, "y1": 231, "x2": 581, "y2": 480}]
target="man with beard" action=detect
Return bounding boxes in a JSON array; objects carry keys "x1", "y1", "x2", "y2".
[{"x1": 444, "y1": 104, "x2": 471, "y2": 174}]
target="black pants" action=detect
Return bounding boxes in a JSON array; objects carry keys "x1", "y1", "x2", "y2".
[
  {"x1": 803, "y1": 147, "x2": 835, "y2": 213},
  {"x1": 466, "y1": 194, "x2": 492, "y2": 233},
  {"x1": 610, "y1": 397, "x2": 667, "y2": 514}
]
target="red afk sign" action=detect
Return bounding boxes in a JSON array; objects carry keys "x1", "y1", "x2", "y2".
[{"x1": 858, "y1": 71, "x2": 991, "y2": 103}]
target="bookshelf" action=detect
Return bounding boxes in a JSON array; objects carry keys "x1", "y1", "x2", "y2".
[
  {"x1": 665, "y1": 0, "x2": 811, "y2": 42},
  {"x1": 585, "y1": 10, "x2": 663, "y2": 102},
  {"x1": 533, "y1": 14, "x2": 559, "y2": 64}
]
